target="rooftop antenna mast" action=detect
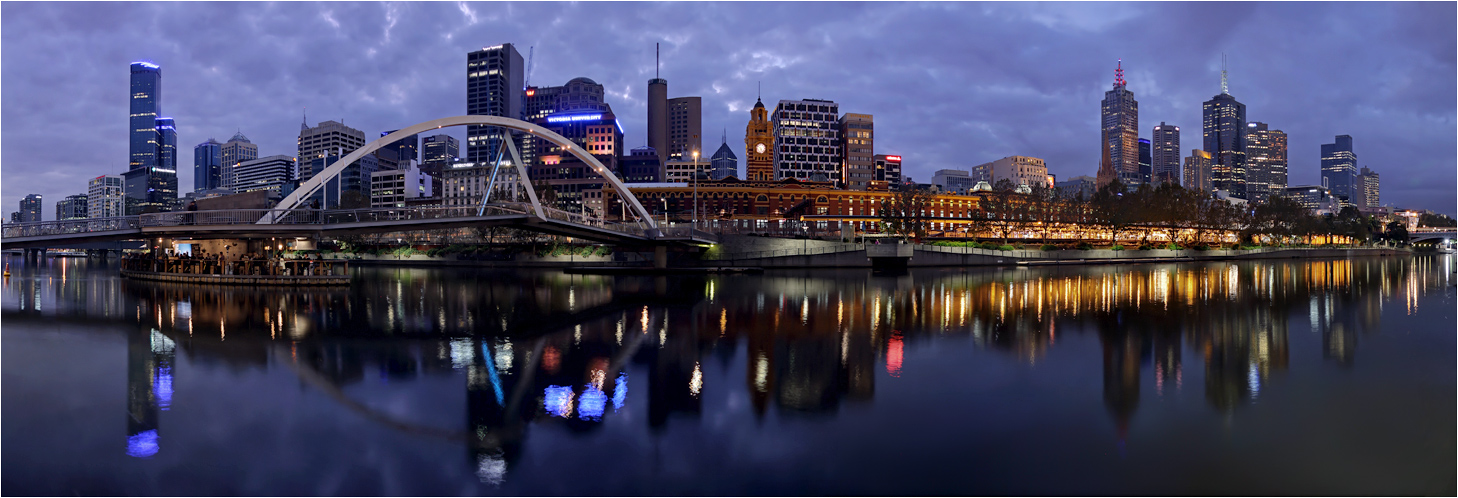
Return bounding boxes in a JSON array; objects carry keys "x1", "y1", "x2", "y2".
[
  {"x1": 656, "y1": 43, "x2": 659, "y2": 79},
  {"x1": 1221, "y1": 53, "x2": 1229, "y2": 95}
]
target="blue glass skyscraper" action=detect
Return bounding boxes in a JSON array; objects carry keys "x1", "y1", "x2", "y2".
[
  {"x1": 1320, "y1": 135, "x2": 1357, "y2": 203},
  {"x1": 129, "y1": 62, "x2": 161, "y2": 171},
  {"x1": 194, "y1": 138, "x2": 222, "y2": 191}
]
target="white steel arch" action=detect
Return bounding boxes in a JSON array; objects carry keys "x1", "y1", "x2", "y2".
[{"x1": 259, "y1": 115, "x2": 657, "y2": 229}]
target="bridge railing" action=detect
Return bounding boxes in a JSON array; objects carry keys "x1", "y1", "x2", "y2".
[
  {"x1": 539, "y1": 206, "x2": 648, "y2": 237},
  {"x1": 2, "y1": 217, "x2": 142, "y2": 238}
]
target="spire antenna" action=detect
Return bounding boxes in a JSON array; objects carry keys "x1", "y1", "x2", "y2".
[
  {"x1": 1221, "y1": 53, "x2": 1229, "y2": 95},
  {"x1": 1114, "y1": 59, "x2": 1125, "y2": 88},
  {"x1": 655, "y1": 43, "x2": 659, "y2": 79}
]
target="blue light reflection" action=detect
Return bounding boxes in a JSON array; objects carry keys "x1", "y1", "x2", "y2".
[
  {"x1": 612, "y1": 373, "x2": 628, "y2": 411},
  {"x1": 578, "y1": 386, "x2": 606, "y2": 421},
  {"x1": 127, "y1": 430, "x2": 159, "y2": 458}
]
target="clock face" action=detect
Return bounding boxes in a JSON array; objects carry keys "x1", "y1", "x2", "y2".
[{"x1": 755, "y1": 143, "x2": 766, "y2": 154}]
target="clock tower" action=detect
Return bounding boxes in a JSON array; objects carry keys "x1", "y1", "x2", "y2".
[{"x1": 744, "y1": 98, "x2": 774, "y2": 182}]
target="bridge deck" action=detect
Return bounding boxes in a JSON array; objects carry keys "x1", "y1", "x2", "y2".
[{"x1": 2, "y1": 206, "x2": 715, "y2": 249}]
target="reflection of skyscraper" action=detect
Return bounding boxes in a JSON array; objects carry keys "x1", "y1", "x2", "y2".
[
  {"x1": 1100, "y1": 324, "x2": 1143, "y2": 437},
  {"x1": 126, "y1": 328, "x2": 174, "y2": 458}
]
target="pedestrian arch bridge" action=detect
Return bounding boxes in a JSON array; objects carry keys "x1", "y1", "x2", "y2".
[{"x1": 2, "y1": 115, "x2": 716, "y2": 250}]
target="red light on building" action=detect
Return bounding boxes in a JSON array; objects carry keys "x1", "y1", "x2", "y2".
[
  {"x1": 886, "y1": 155, "x2": 902, "y2": 162},
  {"x1": 526, "y1": 88, "x2": 536, "y2": 97}
]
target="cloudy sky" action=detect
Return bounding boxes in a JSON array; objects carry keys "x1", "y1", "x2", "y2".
[{"x1": 2, "y1": 2, "x2": 1454, "y2": 218}]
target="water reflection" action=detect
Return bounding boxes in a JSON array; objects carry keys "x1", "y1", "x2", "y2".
[{"x1": 2, "y1": 254, "x2": 1452, "y2": 490}]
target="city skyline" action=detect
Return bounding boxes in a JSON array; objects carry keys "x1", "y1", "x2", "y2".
[{"x1": 1, "y1": 2, "x2": 1453, "y2": 217}]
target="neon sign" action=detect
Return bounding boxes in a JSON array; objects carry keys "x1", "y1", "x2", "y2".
[
  {"x1": 886, "y1": 155, "x2": 902, "y2": 162},
  {"x1": 546, "y1": 113, "x2": 603, "y2": 124}
]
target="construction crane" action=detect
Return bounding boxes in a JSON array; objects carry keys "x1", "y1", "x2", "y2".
[{"x1": 523, "y1": 46, "x2": 535, "y2": 91}]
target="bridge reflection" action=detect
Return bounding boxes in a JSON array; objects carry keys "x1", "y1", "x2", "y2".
[{"x1": 2, "y1": 254, "x2": 1449, "y2": 485}]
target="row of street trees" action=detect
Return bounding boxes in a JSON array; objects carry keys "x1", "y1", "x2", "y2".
[{"x1": 880, "y1": 179, "x2": 1408, "y2": 246}]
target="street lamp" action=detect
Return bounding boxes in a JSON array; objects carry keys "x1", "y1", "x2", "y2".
[{"x1": 692, "y1": 149, "x2": 700, "y2": 228}]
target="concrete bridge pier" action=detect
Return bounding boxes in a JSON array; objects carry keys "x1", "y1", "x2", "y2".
[{"x1": 654, "y1": 246, "x2": 667, "y2": 269}]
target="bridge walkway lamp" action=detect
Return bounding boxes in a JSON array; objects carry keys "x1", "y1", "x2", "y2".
[{"x1": 692, "y1": 150, "x2": 700, "y2": 229}]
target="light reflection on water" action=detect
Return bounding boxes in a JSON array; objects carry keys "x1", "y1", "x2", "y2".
[{"x1": 1, "y1": 254, "x2": 1454, "y2": 495}]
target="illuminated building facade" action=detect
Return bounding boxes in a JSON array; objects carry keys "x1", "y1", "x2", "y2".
[
  {"x1": 88, "y1": 175, "x2": 125, "y2": 219},
  {"x1": 420, "y1": 134, "x2": 459, "y2": 179},
  {"x1": 1183, "y1": 149, "x2": 1212, "y2": 193},
  {"x1": 56, "y1": 194, "x2": 88, "y2": 220},
  {"x1": 971, "y1": 155, "x2": 1051, "y2": 189},
  {"x1": 19, "y1": 194, "x2": 42, "y2": 222},
  {"x1": 772, "y1": 99, "x2": 841, "y2": 182},
  {"x1": 1321, "y1": 134, "x2": 1358, "y2": 203},
  {"x1": 873, "y1": 154, "x2": 902, "y2": 190},
  {"x1": 601, "y1": 178, "x2": 986, "y2": 233},
  {"x1": 1356, "y1": 167, "x2": 1380, "y2": 209},
  {"x1": 370, "y1": 164, "x2": 434, "y2": 208},
  {"x1": 1152, "y1": 122, "x2": 1181, "y2": 185},
  {"x1": 1203, "y1": 79, "x2": 1247, "y2": 200},
  {"x1": 129, "y1": 62, "x2": 161, "y2": 171},
  {"x1": 528, "y1": 109, "x2": 625, "y2": 215},
  {"x1": 1245, "y1": 122, "x2": 1288, "y2": 204},
  {"x1": 1283, "y1": 185, "x2": 1342, "y2": 216},
  {"x1": 744, "y1": 98, "x2": 775, "y2": 182},
  {"x1": 231, "y1": 155, "x2": 296, "y2": 195},
  {"x1": 1101, "y1": 60, "x2": 1140, "y2": 186},
  {"x1": 465, "y1": 44, "x2": 524, "y2": 165},
  {"x1": 523, "y1": 77, "x2": 608, "y2": 168},
  {"x1": 220, "y1": 132, "x2": 258, "y2": 192},
  {"x1": 839, "y1": 113, "x2": 875, "y2": 190}
]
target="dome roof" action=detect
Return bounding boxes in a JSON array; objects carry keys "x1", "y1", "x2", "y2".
[
  {"x1": 229, "y1": 131, "x2": 251, "y2": 143},
  {"x1": 567, "y1": 77, "x2": 598, "y2": 86}
]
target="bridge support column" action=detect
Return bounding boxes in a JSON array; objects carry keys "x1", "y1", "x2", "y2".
[{"x1": 654, "y1": 246, "x2": 667, "y2": 269}]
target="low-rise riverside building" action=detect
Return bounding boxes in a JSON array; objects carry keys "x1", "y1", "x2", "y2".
[{"x1": 600, "y1": 177, "x2": 988, "y2": 234}]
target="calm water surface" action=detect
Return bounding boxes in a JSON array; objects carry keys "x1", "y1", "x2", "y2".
[{"x1": 2, "y1": 254, "x2": 1454, "y2": 495}]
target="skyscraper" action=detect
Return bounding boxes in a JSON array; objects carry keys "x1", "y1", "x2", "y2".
[
  {"x1": 123, "y1": 62, "x2": 178, "y2": 213},
  {"x1": 1245, "y1": 122, "x2": 1288, "y2": 204},
  {"x1": 1203, "y1": 57, "x2": 1247, "y2": 199},
  {"x1": 1184, "y1": 149, "x2": 1212, "y2": 193},
  {"x1": 298, "y1": 120, "x2": 366, "y2": 181},
  {"x1": 377, "y1": 130, "x2": 419, "y2": 170},
  {"x1": 772, "y1": 99, "x2": 841, "y2": 182},
  {"x1": 1321, "y1": 135, "x2": 1357, "y2": 202},
  {"x1": 19, "y1": 194, "x2": 42, "y2": 222},
  {"x1": 194, "y1": 138, "x2": 222, "y2": 191},
  {"x1": 57, "y1": 194, "x2": 88, "y2": 220},
  {"x1": 668, "y1": 96, "x2": 702, "y2": 161},
  {"x1": 420, "y1": 134, "x2": 459, "y2": 178},
  {"x1": 465, "y1": 44, "x2": 525, "y2": 165},
  {"x1": 129, "y1": 62, "x2": 161, "y2": 170},
  {"x1": 1101, "y1": 60, "x2": 1140, "y2": 185},
  {"x1": 1357, "y1": 166, "x2": 1380, "y2": 209},
  {"x1": 522, "y1": 77, "x2": 608, "y2": 167},
  {"x1": 1138, "y1": 138, "x2": 1152, "y2": 185},
  {"x1": 1152, "y1": 122, "x2": 1181, "y2": 185},
  {"x1": 155, "y1": 117, "x2": 177, "y2": 180},
  {"x1": 839, "y1": 113, "x2": 875, "y2": 190},
  {"x1": 220, "y1": 132, "x2": 259, "y2": 191}
]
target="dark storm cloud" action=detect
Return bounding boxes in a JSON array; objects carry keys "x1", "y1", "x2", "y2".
[{"x1": 3, "y1": 2, "x2": 1453, "y2": 218}]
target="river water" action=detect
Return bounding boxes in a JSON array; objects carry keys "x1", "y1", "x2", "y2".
[{"x1": 2, "y1": 254, "x2": 1454, "y2": 495}]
